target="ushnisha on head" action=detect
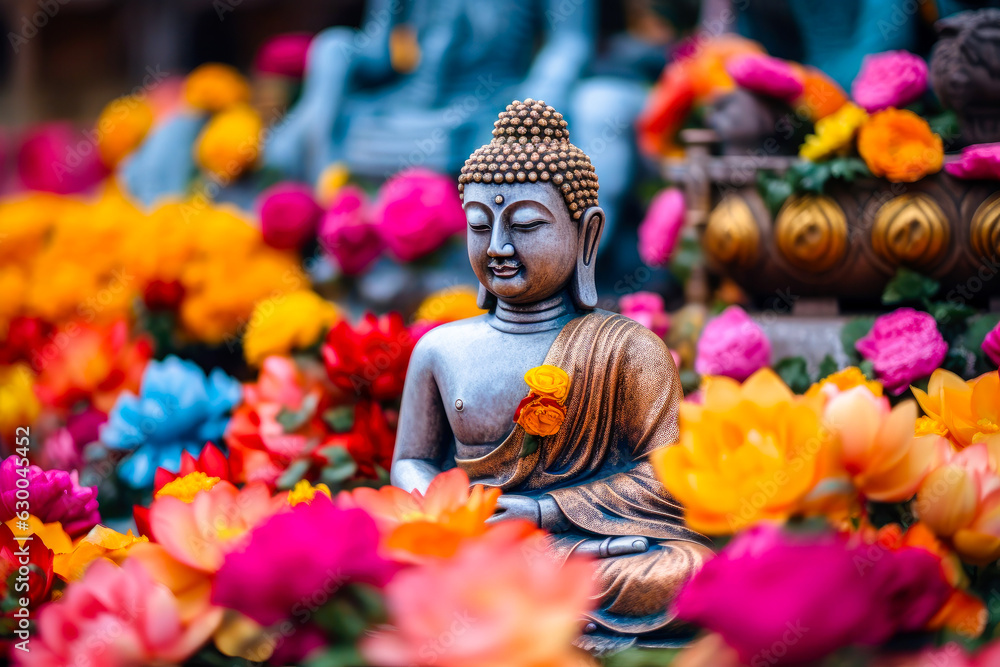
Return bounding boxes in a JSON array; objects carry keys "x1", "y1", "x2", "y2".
[{"x1": 460, "y1": 99, "x2": 604, "y2": 311}]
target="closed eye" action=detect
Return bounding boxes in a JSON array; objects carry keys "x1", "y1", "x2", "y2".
[
  {"x1": 512, "y1": 219, "x2": 548, "y2": 231},
  {"x1": 468, "y1": 223, "x2": 491, "y2": 232}
]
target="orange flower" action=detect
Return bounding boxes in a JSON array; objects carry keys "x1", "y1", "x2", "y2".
[
  {"x1": 338, "y1": 468, "x2": 502, "y2": 562},
  {"x1": 184, "y1": 63, "x2": 250, "y2": 112},
  {"x1": 792, "y1": 65, "x2": 848, "y2": 121},
  {"x1": 514, "y1": 394, "x2": 567, "y2": 437},
  {"x1": 194, "y1": 104, "x2": 263, "y2": 179},
  {"x1": 805, "y1": 366, "x2": 883, "y2": 399},
  {"x1": 523, "y1": 364, "x2": 570, "y2": 403},
  {"x1": 857, "y1": 108, "x2": 944, "y2": 182},
  {"x1": 912, "y1": 370, "x2": 1000, "y2": 449},
  {"x1": 96, "y1": 95, "x2": 154, "y2": 167},
  {"x1": 53, "y1": 524, "x2": 148, "y2": 580}
]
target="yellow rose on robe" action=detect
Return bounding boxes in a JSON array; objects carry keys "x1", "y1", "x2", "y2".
[
  {"x1": 184, "y1": 63, "x2": 251, "y2": 112},
  {"x1": 194, "y1": 104, "x2": 263, "y2": 179},
  {"x1": 243, "y1": 290, "x2": 341, "y2": 365},
  {"x1": 0, "y1": 364, "x2": 39, "y2": 437},
  {"x1": 96, "y1": 95, "x2": 154, "y2": 167},
  {"x1": 653, "y1": 369, "x2": 832, "y2": 534},
  {"x1": 523, "y1": 365, "x2": 570, "y2": 404},
  {"x1": 799, "y1": 102, "x2": 868, "y2": 162}
]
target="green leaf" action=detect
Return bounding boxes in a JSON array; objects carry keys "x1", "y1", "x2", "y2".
[
  {"x1": 929, "y1": 300, "x2": 977, "y2": 340},
  {"x1": 827, "y1": 157, "x2": 871, "y2": 181},
  {"x1": 840, "y1": 316, "x2": 876, "y2": 364},
  {"x1": 519, "y1": 433, "x2": 539, "y2": 458},
  {"x1": 882, "y1": 268, "x2": 940, "y2": 305},
  {"x1": 774, "y1": 357, "x2": 812, "y2": 394},
  {"x1": 322, "y1": 405, "x2": 355, "y2": 433},
  {"x1": 859, "y1": 359, "x2": 876, "y2": 381},
  {"x1": 966, "y1": 313, "x2": 1000, "y2": 365},
  {"x1": 757, "y1": 170, "x2": 795, "y2": 218},
  {"x1": 276, "y1": 458, "x2": 311, "y2": 490},
  {"x1": 818, "y1": 355, "x2": 838, "y2": 380},
  {"x1": 796, "y1": 161, "x2": 832, "y2": 193},
  {"x1": 303, "y1": 646, "x2": 367, "y2": 667},
  {"x1": 276, "y1": 393, "x2": 320, "y2": 433},
  {"x1": 318, "y1": 445, "x2": 358, "y2": 485}
]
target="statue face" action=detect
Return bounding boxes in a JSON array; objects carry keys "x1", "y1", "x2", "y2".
[{"x1": 463, "y1": 182, "x2": 578, "y2": 305}]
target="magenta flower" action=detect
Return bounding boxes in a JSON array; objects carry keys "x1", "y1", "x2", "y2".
[
  {"x1": 212, "y1": 496, "x2": 398, "y2": 663},
  {"x1": 258, "y1": 182, "x2": 322, "y2": 250},
  {"x1": 0, "y1": 455, "x2": 99, "y2": 536},
  {"x1": 727, "y1": 54, "x2": 804, "y2": 101},
  {"x1": 638, "y1": 187, "x2": 686, "y2": 267},
  {"x1": 17, "y1": 123, "x2": 107, "y2": 194},
  {"x1": 254, "y1": 32, "x2": 313, "y2": 78},
  {"x1": 40, "y1": 408, "x2": 106, "y2": 472},
  {"x1": 318, "y1": 185, "x2": 383, "y2": 275},
  {"x1": 374, "y1": 168, "x2": 466, "y2": 263},
  {"x1": 855, "y1": 308, "x2": 947, "y2": 395},
  {"x1": 851, "y1": 50, "x2": 927, "y2": 113},
  {"x1": 675, "y1": 524, "x2": 951, "y2": 665},
  {"x1": 695, "y1": 306, "x2": 771, "y2": 381},
  {"x1": 620, "y1": 292, "x2": 670, "y2": 338},
  {"x1": 983, "y1": 321, "x2": 1000, "y2": 368},
  {"x1": 945, "y1": 143, "x2": 1000, "y2": 180}
]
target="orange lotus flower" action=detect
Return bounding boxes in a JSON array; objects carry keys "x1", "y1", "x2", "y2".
[
  {"x1": 912, "y1": 370, "x2": 1000, "y2": 449},
  {"x1": 806, "y1": 366, "x2": 883, "y2": 400},
  {"x1": 857, "y1": 108, "x2": 944, "y2": 183},
  {"x1": 338, "y1": 467, "x2": 503, "y2": 562},
  {"x1": 149, "y1": 481, "x2": 286, "y2": 572},
  {"x1": 653, "y1": 369, "x2": 832, "y2": 534}
]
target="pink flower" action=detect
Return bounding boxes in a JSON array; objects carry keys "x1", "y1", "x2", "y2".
[
  {"x1": 0, "y1": 456, "x2": 99, "y2": 536},
  {"x1": 212, "y1": 497, "x2": 398, "y2": 663},
  {"x1": 257, "y1": 182, "x2": 322, "y2": 249},
  {"x1": 254, "y1": 33, "x2": 313, "y2": 78},
  {"x1": 695, "y1": 306, "x2": 771, "y2": 381},
  {"x1": 17, "y1": 123, "x2": 107, "y2": 194},
  {"x1": 318, "y1": 185, "x2": 383, "y2": 275},
  {"x1": 851, "y1": 50, "x2": 928, "y2": 113},
  {"x1": 984, "y1": 321, "x2": 1000, "y2": 367},
  {"x1": 727, "y1": 54, "x2": 804, "y2": 101},
  {"x1": 374, "y1": 168, "x2": 466, "y2": 263},
  {"x1": 40, "y1": 408, "x2": 106, "y2": 472},
  {"x1": 638, "y1": 187, "x2": 686, "y2": 266},
  {"x1": 19, "y1": 559, "x2": 218, "y2": 667},
  {"x1": 675, "y1": 524, "x2": 951, "y2": 665},
  {"x1": 946, "y1": 143, "x2": 1000, "y2": 180},
  {"x1": 855, "y1": 308, "x2": 947, "y2": 395},
  {"x1": 619, "y1": 292, "x2": 670, "y2": 338}
]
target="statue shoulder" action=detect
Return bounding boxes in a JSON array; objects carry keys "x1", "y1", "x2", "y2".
[{"x1": 588, "y1": 309, "x2": 676, "y2": 365}]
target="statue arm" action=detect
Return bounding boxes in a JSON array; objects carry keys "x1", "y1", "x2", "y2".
[
  {"x1": 518, "y1": 0, "x2": 596, "y2": 112},
  {"x1": 390, "y1": 336, "x2": 452, "y2": 494}
]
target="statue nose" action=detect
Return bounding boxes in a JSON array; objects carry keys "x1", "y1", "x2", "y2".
[{"x1": 487, "y1": 226, "x2": 515, "y2": 257}]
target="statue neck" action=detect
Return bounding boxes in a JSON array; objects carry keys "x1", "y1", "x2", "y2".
[{"x1": 490, "y1": 291, "x2": 578, "y2": 333}]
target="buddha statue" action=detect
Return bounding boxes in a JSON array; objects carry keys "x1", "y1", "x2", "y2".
[{"x1": 391, "y1": 99, "x2": 712, "y2": 650}]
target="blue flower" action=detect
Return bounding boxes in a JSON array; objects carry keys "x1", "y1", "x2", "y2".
[{"x1": 101, "y1": 355, "x2": 242, "y2": 489}]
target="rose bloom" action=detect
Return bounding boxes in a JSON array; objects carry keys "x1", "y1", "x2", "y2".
[
  {"x1": 194, "y1": 104, "x2": 263, "y2": 179},
  {"x1": 851, "y1": 50, "x2": 928, "y2": 112},
  {"x1": 183, "y1": 63, "x2": 251, "y2": 112},
  {"x1": 619, "y1": 291, "x2": 671, "y2": 339},
  {"x1": 799, "y1": 102, "x2": 868, "y2": 162},
  {"x1": 317, "y1": 185, "x2": 383, "y2": 275},
  {"x1": 695, "y1": 306, "x2": 771, "y2": 382},
  {"x1": 726, "y1": 53, "x2": 804, "y2": 101},
  {"x1": 653, "y1": 369, "x2": 831, "y2": 534},
  {"x1": 523, "y1": 365, "x2": 570, "y2": 403},
  {"x1": 675, "y1": 524, "x2": 951, "y2": 665},
  {"x1": 242, "y1": 289, "x2": 340, "y2": 365},
  {"x1": 0, "y1": 456, "x2": 99, "y2": 537},
  {"x1": 858, "y1": 108, "x2": 944, "y2": 183},
  {"x1": 855, "y1": 308, "x2": 948, "y2": 395},
  {"x1": 374, "y1": 168, "x2": 466, "y2": 262},
  {"x1": 912, "y1": 370, "x2": 1000, "y2": 449},
  {"x1": 638, "y1": 188, "x2": 686, "y2": 266},
  {"x1": 257, "y1": 182, "x2": 322, "y2": 250},
  {"x1": 946, "y1": 143, "x2": 1000, "y2": 181},
  {"x1": 96, "y1": 95, "x2": 154, "y2": 168},
  {"x1": 984, "y1": 321, "x2": 1000, "y2": 367},
  {"x1": 322, "y1": 312, "x2": 415, "y2": 401},
  {"x1": 514, "y1": 394, "x2": 567, "y2": 437}
]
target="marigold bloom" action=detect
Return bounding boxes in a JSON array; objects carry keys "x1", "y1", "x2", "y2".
[
  {"x1": 194, "y1": 104, "x2": 262, "y2": 179},
  {"x1": 243, "y1": 290, "x2": 340, "y2": 366},
  {"x1": 53, "y1": 524, "x2": 148, "y2": 581},
  {"x1": 184, "y1": 63, "x2": 251, "y2": 112},
  {"x1": 411, "y1": 285, "x2": 486, "y2": 330},
  {"x1": 858, "y1": 108, "x2": 944, "y2": 182},
  {"x1": 96, "y1": 95, "x2": 155, "y2": 167},
  {"x1": 0, "y1": 364, "x2": 39, "y2": 440},
  {"x1": 653, "y1": 369, "x2": 831, "y2": 534},
  {"x1": 800, "y1": 102, "x2": 868, "y2": 161},
  {"x1": 912, "y1": 370, "x2": 1000, "y2": 449}
]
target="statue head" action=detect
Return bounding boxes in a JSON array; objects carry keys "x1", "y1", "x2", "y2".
[{"x1": 458, "y1": 99, "x2": 604, "y2": 311}]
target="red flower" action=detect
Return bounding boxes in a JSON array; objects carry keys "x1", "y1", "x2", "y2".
[
  {"x1": 322, "y1": 313, "x2": 415, "y2": 401},
  {"x1": 0, "y1": 523, "x2": 54, "y2": 613},
  {"x1": 320, "y1": 400, "x2": 396, "y2": 478},
  {"x1": 0, "y1": 317, "x2": 52, "y2": 366}
]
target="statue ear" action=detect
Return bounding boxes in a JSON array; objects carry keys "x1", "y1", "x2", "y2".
[
  {"x1": 477, "y1": 283, "x2": 497, "y2": 310},
  {"x1": 570, "y1": 206, "x2": 605, "y2": 310}
]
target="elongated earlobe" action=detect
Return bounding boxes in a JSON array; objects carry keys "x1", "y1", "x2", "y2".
[
  {"x1": 570, "y1": 207, "x2": 605, "y2": 310},
  {"x1": 477, "y1": 283, "x2": 498, "y2": 310}
]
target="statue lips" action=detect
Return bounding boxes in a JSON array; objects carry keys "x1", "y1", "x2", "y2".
[{"x1": 489, "y1": 259, "x2": 521, "y2": 279}]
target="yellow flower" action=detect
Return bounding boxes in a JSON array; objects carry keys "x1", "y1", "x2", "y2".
[
  {"x1": 315, "y1": 162, "x2": 351, "y2": 207},
  {"x1": 243, "y1": 290, "x2": 340, "y2": 365},
  {"x1": 157, "y1": 472, "x2": 222, "y2": 503},
  {"x1": 287, "y1": 480, "x2": 332, "y2": 506},
  {"x1": 184, "y1": 63, "x2": 251, "y2": 112},
  {"x1": 96, "y1": 95, "x2": 154, "y2": 167},
  {"x1": 54, "y1": 525, "x2": 148, "y2": 580},
  {"x1": 0, "y1": 364, "x2": 39, "y2": 437},
  {"x1": 413, "y1": 285, "x2": 486, "y2": 325},
  {"x1": 194, "y1": 104, "x2": 263, "y2": 179},
  {"x1": 653, "y1": 369, "x2": 831, "y2": 534},
  {"x1": 0, "y1": 193, "x2": 65, "y2": 269},
  {"x1": 916, "y1": 416, "x2": 950, "y2": 438},
  {"x1": 5, "y1": 516, "x2": 73, "y2": 554},
  {"x1": 799, "y1": 102, "x2": 868, "y2": 161},
  {"x1": 912, "y1": 370, "x2": 1000, "y2": 449},
  {"x1": 805, "y1": 366, "x2": 883, "y2": 399},
  {"x1": 523, "y1": 365, "x2": 570, "y2": 404}
]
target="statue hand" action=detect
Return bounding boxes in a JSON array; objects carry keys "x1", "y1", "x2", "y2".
[{"x1": 487, "y1": 494, "x2": 541, "y2": 527}]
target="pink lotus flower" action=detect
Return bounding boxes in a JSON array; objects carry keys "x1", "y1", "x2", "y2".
[
  {"x1": 0, "y1": 456, "x2": 99, "y2": 536},
  {"x1": 851, "y1": 50, "x2": 928, "y2": 113},
  {"x1": 620, "y1": 292, "x2": 671, "y2": 338},
  {"x1": 212, "y1": 497, "x2": 398, "y2": 663},
  {"x1": 695, "y1": 306, "x2": 771, "y2": 381},
  {"x1": 257, "y1": 182, "x2": 322, "y2": 249},
  {"x1": 254, "y1": 33, "x2": 313, "y2": 78},
  {"x1": 318, "y1": 185, "x2": 383, "y2": 275},
  {"x1": 856, "y1": 308, "x2": 947, "y2": 395},
  {"x1": 638, "y1": 187, "x2": 686, "y2": 267},
  {"x1": 727, "y1": 54, "x2": 804, "y2": 101},
  {"x1": 17, "y1": 123, "x2": 107, "y2": 194},
  {"x1": 946, "y1": 143, "x2": 1000, "y2": 180},
  {"x1": 984, "y1": 321, "x2": 1000, "y2": 367},
  {"x1": 19, "y1": 559, "x2": 218, "y2": 667},
  {"x1": 675, "y1": 524, "x2": 951, "y2": 665},
  {"x1": 375, "y1": 168, "x2": 466, "y2": 263}
]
